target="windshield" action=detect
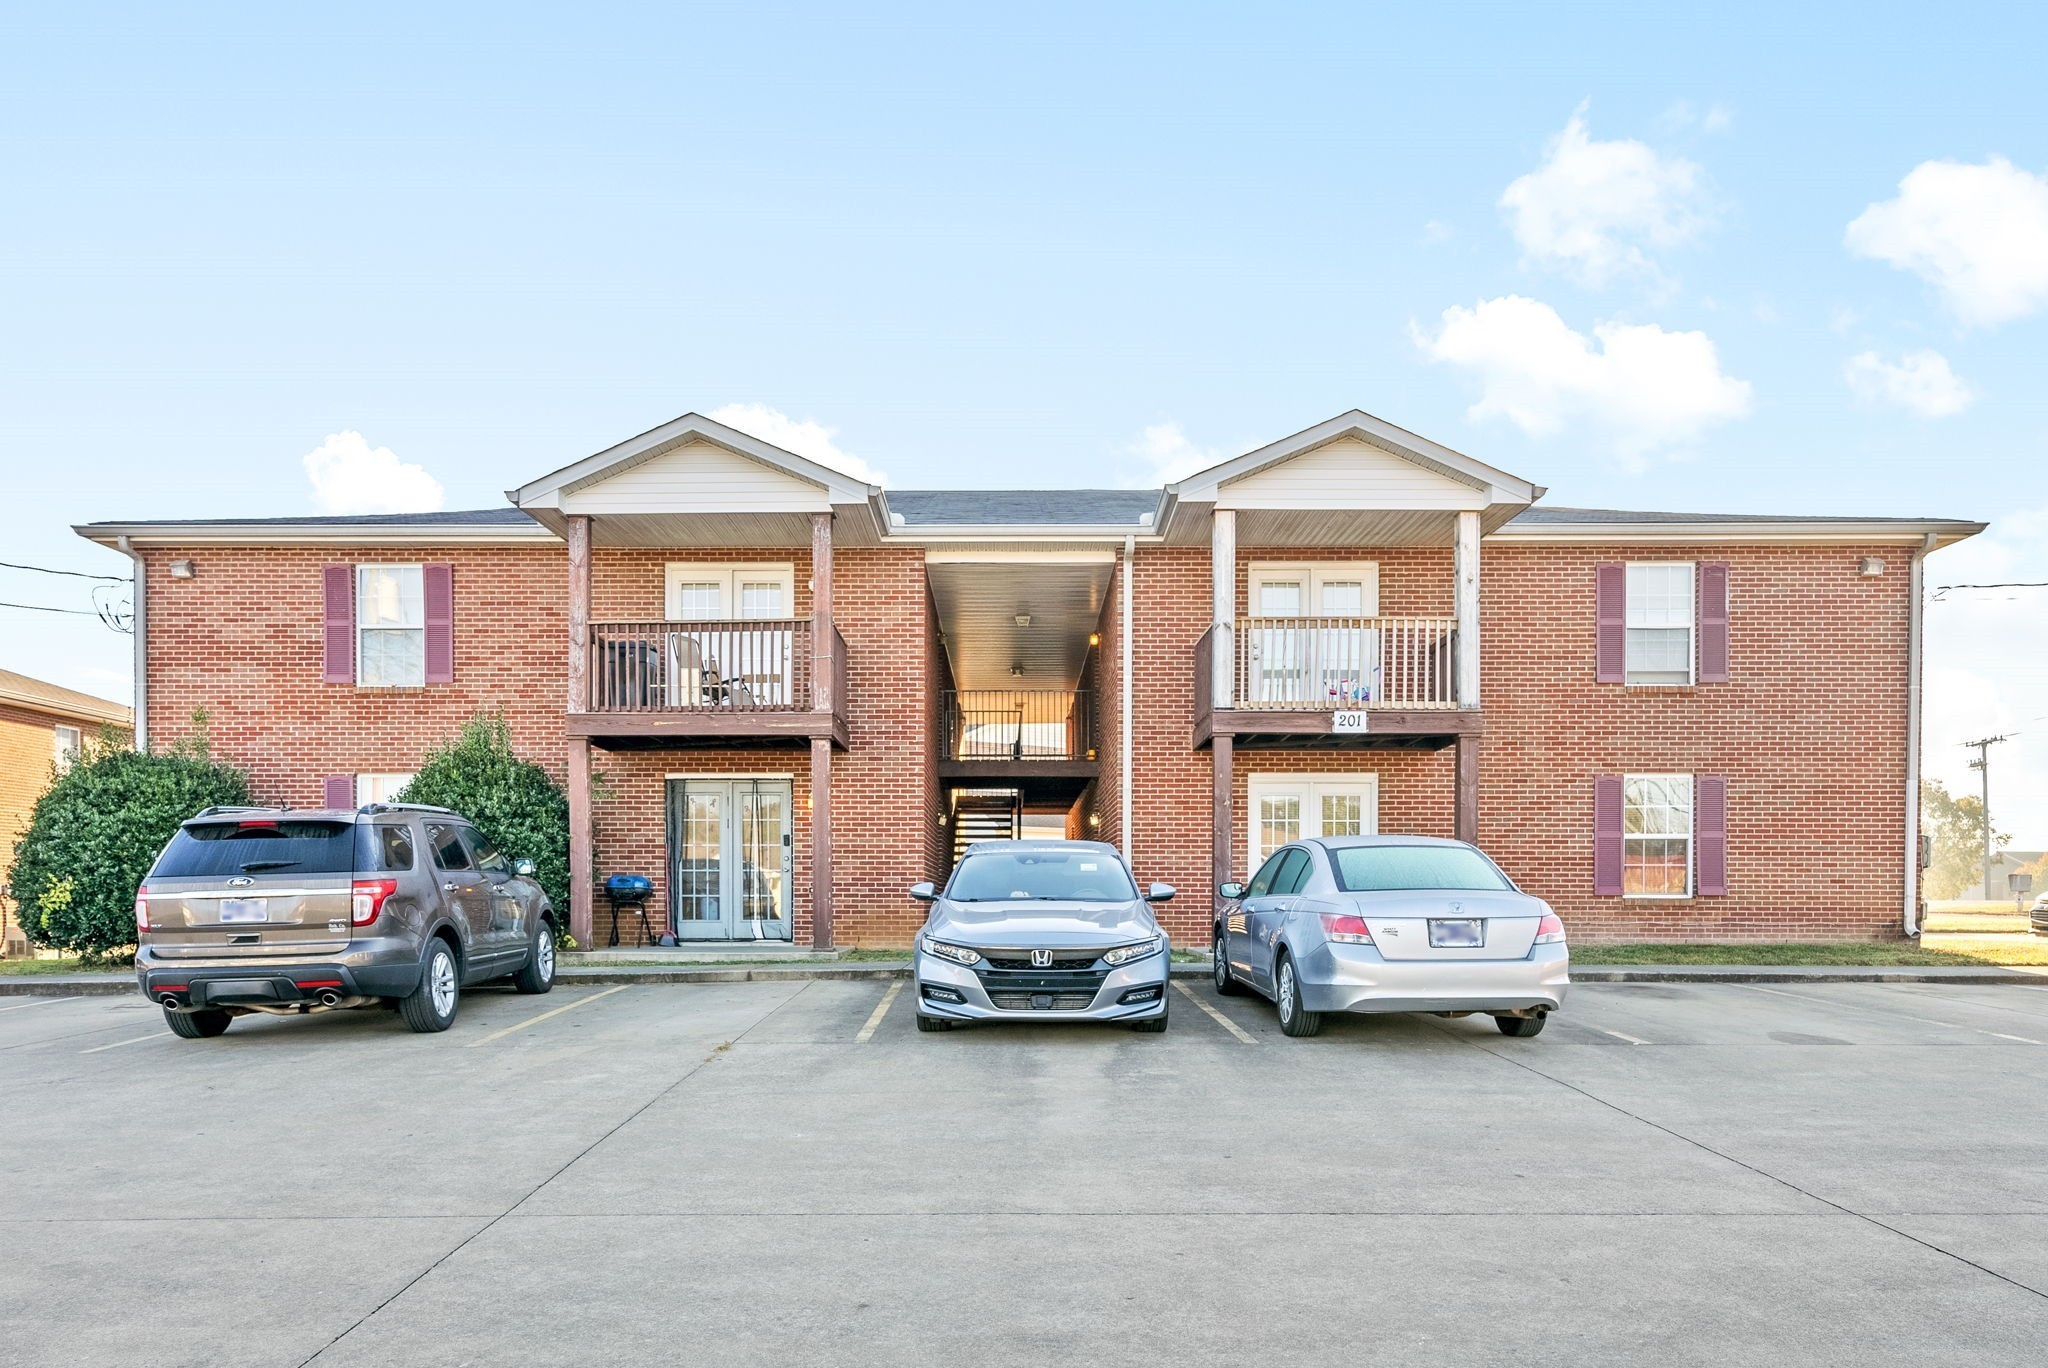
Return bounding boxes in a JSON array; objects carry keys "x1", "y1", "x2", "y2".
[
  {"x1": 947, "y1": 850, "x2": 1138, "y2": 903},
  {"x1": 1331, "y1": 845, "x2": 1513, "y2": 893},
  {"x1": 151, "y1": 820, "x2": 365, "y2": 878}
]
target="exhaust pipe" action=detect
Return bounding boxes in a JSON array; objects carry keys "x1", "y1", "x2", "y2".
[
  {"x1": 160, "y1": 993, "x2": 184, "y2": 1008},
  {"x1": 317, "y1": 990, "x2": 342, "y2": 1007}
]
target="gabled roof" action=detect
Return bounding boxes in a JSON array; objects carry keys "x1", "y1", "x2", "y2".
[
  {"x1": 1166, "y1": 409, "x2": 1542, "y2": 506},
  {"x1": 507, "y1": 411, "x2": 880, "y2": 510},
  {"x1": 0, "y1": 667, "x2": 132, "y2": 727},
  {"x1": 886, "y1": 489, "x2": 1161, "y2": 529}
]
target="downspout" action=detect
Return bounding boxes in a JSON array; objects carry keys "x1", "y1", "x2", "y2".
[
  {"x1": 1121, "y1": 534, "x2": 1134, "y2": 865},
  {"x1": 1904, "y1": 531, "x2": 1937, "y2": 937},
  {"x1": 116, "y1": 536, "x2": 146, "y2": 752}
]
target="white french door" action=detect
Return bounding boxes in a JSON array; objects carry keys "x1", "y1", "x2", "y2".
[
  {"x1": 1247, "y1": 564, "x2": 1382, "y2": 706},
  {"x1": 664, "y1": 564, "x2": 797, "y2": 707},
  {"x1": 1247, "y1": 776, "x2": 1379, "y2": 865},
  {"x1": 666, "y1": 778, "x2": 793, "y2": 940}
]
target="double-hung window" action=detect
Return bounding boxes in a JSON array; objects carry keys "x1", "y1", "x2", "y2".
[
  {"x1": 54, "y1": 724, "x2": 83, "y2": 769},
  {"x1": 1622, "y1": 774, "x2": 1692, "y2": 897},
  {"x1": 1625, "y1": 563, "x2": 1694, "y2": 686},
  {"x1": 357, "y1": 566, "x2": 426, "y2": 687}
]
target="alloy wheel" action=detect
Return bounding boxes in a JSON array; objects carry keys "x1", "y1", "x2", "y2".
[{"x1": 429, "y1": 951, "x2": 457, "y2": 1017}]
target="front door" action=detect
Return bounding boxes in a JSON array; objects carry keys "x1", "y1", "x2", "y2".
[{"x1": 666, "y1": 778, "x2": 794, "y2": 941}]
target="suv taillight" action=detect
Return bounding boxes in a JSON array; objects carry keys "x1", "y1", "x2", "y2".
[
  {"x1": 352, "y1": 878, "x2": 397, "y2": 927},
  {"x1": 1319, "y1": 913, "x2": 1373, "y2": 944},
  {"x1": 133, "y1": 888, "x2": 149, "y2": 932},
  {"x1": 1533, "y1": 912, "x2": 1566, "y2": 944}
]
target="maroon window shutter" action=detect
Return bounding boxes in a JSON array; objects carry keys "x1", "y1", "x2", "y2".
[
  {"x1": 1593, "y1": 775, "x2": 1625, "y2": 896},
  {"x1": 1595, "y1": 563, "x2": 1626, "y2": 684},
  {"x1": 423, "y1": 564, "x2": 454, "y2": 684},
  {"x1": 323, "y1": 565, "x2": 354, "y2": 683},
  {"x1": 1696, "y1": 775, "x2": 1728, "y2": 896},
  {"x1": 322, "y1": 775, "x2": 355, "y2": 809},
  {"x1": 1697, "y1": 562, "x2": 1730, "y2": 683}
]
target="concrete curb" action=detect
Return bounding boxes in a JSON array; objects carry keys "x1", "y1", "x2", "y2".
[{"x1": 6, "y1": 961, "x2": 2046, "y2": 996}]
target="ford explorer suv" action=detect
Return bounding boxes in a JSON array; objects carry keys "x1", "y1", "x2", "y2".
[{"x1": 135, "y1": 803, "x2": 558, "y2": 1038}]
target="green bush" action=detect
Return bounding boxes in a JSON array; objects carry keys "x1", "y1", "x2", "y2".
[
  {"x1": 397, "y1": 713, "x2": 569, "y2": 920},
  {"x1": 4, "y1": 725, "x2": 251, "y2": 962}
]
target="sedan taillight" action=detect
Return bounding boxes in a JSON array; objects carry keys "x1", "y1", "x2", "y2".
[
  {"x1": 1533, "y1": 912, "x2": 1566, "y2": 944},
  {"x1": 1319, "y1": 914, "x2": 1373, "y2": 945},
  {"x1": 133, "y1": 888, "x2": 149, "y2": 932},
  {"x1": 352, "y1": 878, "x2": 398, "y2": 927}
]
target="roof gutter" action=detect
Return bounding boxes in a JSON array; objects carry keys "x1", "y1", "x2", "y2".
[
  {"x1": 116, "y1": 535, "x2": 145, "y2": 752},
  {"x1": 1904, "y1": 531, "x2": 1938, "y2": 937},
  {"x1": 1121, "y1": 534, "x2": 1134, "y2": 868}
]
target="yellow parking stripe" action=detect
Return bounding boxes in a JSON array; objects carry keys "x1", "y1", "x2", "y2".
[
  {"x1": 1172, "y1": 980, "x2": 1258, "y2": 1044},
  {"x1": 856, "y1": 981, "x2": 903, "y2": 1042},
  {"x1": 465, "y1": 986, "x2": 630, "y2": 1047},
  {"x1": 81, "y1": 1031, "x2": 170, "y2": 1054}
]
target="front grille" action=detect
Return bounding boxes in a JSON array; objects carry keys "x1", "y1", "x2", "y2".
[
  {"x1": 989, "y1": 992, "x2": 1099, "y2": 1011},
  {"x1": 983, "y1": 953, "x2": 1101, "y2": 971}
]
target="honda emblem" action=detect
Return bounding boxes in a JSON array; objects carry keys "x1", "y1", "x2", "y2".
[{"x1": 1030, "y1": 949, "x2": 1053, "y2": 968}]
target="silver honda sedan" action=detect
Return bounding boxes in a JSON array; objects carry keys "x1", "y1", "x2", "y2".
[
  {"x1": 1213, "y1": 835, "x2": 1568, "y2": 1038},
  {"x1": 911, "y1": 840, "x2": 1173, "y2": 1032}
]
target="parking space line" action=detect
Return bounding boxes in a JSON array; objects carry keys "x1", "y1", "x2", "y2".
[
  {"x1": 80, "y1": 1031, "x2": 170, "y2": 1054},
  {"x1": 1737, "y1": 984, "x2": 2042, "y2": 1044},
  {"x1": 464, "y1": 986, "x2": 630, "y2": 1047},
  {"x1": 855, "y1": 981, "x2": 903, "y2": 1042},
  {"x1": 1596, "y1": 1026, "x2": 1651, "y2": 1045},
  {"x1": 1171, "y1": 981, "x2": 1258, "y2": 1043},
  {"x1": 0, "y1": 996, "x2": 79, "y2": 1013}
]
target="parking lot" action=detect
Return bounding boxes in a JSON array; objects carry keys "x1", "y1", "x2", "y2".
[{"x1": 4, "y1": 978, "x2": 2047, "y2": 1366}]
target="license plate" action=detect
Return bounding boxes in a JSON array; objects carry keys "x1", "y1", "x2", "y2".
[
  {"x1": 1428, "y1": 918, "x2": 1483, "y2": 948},
  {"x1": 218, "y1": 898, "x2": 269, "y2": 923}
]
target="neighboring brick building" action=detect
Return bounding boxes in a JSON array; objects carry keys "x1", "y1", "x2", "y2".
[
  {"x1": 0, "y1": 668, "x2": 133, "y2": 954},
  {"x1": 77, "y1": 410, "x2": 1981, "y2": 948}
]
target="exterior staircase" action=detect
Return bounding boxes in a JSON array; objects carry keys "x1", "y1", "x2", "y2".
[{"x1": 950, "y1": 788, "x2": 1022, "y2": 864}]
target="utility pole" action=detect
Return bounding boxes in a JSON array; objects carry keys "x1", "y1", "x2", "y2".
[{"x1": 1963, "y1": 735, "x2": 2009, "y2": 901}]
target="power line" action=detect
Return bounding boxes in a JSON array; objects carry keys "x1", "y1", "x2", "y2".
[
  {"x1": 0, "y1": 559, "x2": 127, "y2": 582},
  {"x1": 0, "y1": 598, "x2": 104, "y2": 616},
  {"x1": 1931, "y1": 581, "x2": 2048, "y2": 600}
]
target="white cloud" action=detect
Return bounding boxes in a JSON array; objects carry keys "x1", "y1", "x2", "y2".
[
  {"x1": 1122, "y1": 421, "x2": 1219, "y2": 487},
  {"x1": 302, "y1": 431, "x2": 444, "y2": 515},
  {"x1": 705, "y1": 403, "x2": 886, "y2": 485},
  {"x1": 1846, "y1": 157, "x2": 2048, "y2": 327},
  {"x1": 1413, "y1": 295, "x2": 1752, "y2": 467},
  {"x1": 1499, "y1": 107, "x2": 1713, "y2": 286},
  {"x1": 1843, "y1": 349, "x2": 1977, "y2": 417},
  {"x1": 1421, "y1": 219, "x2": 1453, "y2": 245},
  {"x1": 1701, "y1": 104, "x2": 1733, "y2": 134}
]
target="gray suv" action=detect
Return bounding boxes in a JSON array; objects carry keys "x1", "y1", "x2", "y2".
[{"x1": 134, "y1": 803, "x2": 557, "y2": 1038}]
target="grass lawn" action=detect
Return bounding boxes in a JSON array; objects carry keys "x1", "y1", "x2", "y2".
[
  {"x1": 0, "y1": 956, "x2": 128, "y2": 976},
  {"x1": 1575, "y1": 936, "x2": 2048, "y2": 967},
  {"x1": 1922, "y1": 911, "x2": 2029, "y2": 934}
]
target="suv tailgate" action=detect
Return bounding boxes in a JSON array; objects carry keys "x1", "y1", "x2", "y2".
[{"x1": 141, "y1": 819, "x2": 357, "y2": 960}]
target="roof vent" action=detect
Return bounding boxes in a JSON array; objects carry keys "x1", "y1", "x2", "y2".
[
  {"x1": 1139, "y1": 511, "x2": 1154, "y2": 526},
  {"x1": 890, "y1": 511, "x2": 905, "y2": 527}
]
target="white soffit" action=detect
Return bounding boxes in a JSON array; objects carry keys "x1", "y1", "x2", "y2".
[{"x1": 927, "y1": 558, "x2": 1114, "y2": 692}]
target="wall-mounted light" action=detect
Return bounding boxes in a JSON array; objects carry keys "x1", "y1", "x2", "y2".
[
  {"x1": 1858, "y1": 557, "x2": 1887, "y2": 577},
  {"x1": 169, "y1": 559, "x2": 196, "y2": 579},
  {"x1": 1085, "y1": 747, "x2": 1097, "y2": 761},
  {"x1": 1088, "y1": 632, "x2": 1100, "y2": 647},
  {"x1": 1087, "y1": 812, "x2": 1100, "y2": 828}
]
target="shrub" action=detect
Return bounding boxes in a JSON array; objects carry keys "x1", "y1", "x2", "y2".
[
  {"x1": 5, "y1": 724, "x2": 251, "y2": 962},
  {"x1": 397, "y1": 714, "x2": 569, "y2": 920}
]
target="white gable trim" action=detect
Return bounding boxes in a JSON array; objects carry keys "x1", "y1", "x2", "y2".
[
  {"x1": 1169, "y1": 410, "x2": 1540, "y2": 507},
  {"x1": 508, "y1": 412, "x2": 878, "y2": 511}
]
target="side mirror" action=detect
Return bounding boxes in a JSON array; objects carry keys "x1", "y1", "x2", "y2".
[
  {"x1": 1217, "y1": 881, "x2": 1246, "y2": 901},
  {"x1": 1145, "y1": 882, "x2": 1176, "y2": 903},
  {"x1": 909, "y1": 881, "x2": 937, "y2": 903},
  {"x1": 513, "y1": 858, "x2": 537, "y2": 878}
]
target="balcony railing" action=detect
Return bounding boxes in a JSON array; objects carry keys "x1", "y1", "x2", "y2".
[
  {"x1": 943, "y1": 690, "x2": 1095, "y2": 760},
  {"x1": 1211, "y1": 616, "x2": 1460, "y2": 710},
  {"x1": 589, "y1": 619, "x2": 840, "y2": 713}
]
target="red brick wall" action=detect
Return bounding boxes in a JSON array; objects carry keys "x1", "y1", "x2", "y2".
[{"x1": 1123, "y1": 546, "x2": 1214, "y2": 943}]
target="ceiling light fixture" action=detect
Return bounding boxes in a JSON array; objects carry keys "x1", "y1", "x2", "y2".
[{"x1": 1014, "y1": 613, "x2": 1032, "y2": 627}]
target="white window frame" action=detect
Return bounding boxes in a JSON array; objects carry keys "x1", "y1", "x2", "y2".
[
  {"x1": 1624, "y1": 562, "x2": 1695, "y2": 687},
  {"x1": 355, "y1": 773, "x2": 416, "y2": 806},
  {"x1": 664, "y1": 564, "x2": 796, "y2": 622},
  {"x1": 1246, "y1": 775, "x2": 1380, "y2": 866},
  {"x1": 53, "y1": 724, "x2": 83, "y2": 769},
  {"x1": 1246, "y1": 562, "x2": 1381, "y2": 618},
  {"x1": 1622, "y1": 772, "x2": 1694, "y2": 899},
  {"x1": 355, "y1": 564, "x2": 427, "y2": 688}
]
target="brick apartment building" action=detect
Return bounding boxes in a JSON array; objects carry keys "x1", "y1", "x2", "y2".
[
  {"x1": 0, "y1": 668, "x2": 133, "y2": 954},
  {"x1": 77, "y1": 409, "x2": 1982, "y2": 948}
]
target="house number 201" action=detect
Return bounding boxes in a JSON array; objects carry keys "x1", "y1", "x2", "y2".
[{"x1": 1331, "y1": 710, "x2": 1370, "y2": 734}]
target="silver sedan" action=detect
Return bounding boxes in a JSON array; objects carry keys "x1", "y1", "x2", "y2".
[{"x1": 1213, "y1": 835, "x2": 1568, "y2": 1038}]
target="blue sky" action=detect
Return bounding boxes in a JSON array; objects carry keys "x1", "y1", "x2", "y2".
[{"x1": 5, "y1": 2, "x2": 2047, "y2": 839}]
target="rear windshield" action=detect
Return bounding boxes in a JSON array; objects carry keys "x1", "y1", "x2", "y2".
[
  {"x1": 150, "y1": 820, "x2": 404, "y2": 879},
  {"x1": 947, "y1": 850, "x2": 1138, "y2": 903},
  {"x1": 1330, "y1": 846, "x2": 1513, "y2": 893}
]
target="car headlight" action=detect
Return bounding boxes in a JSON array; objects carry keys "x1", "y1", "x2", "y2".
[
  {"x1": 922, "y1": 937, "x2": 982, "y2": 966},
  {"x1": 1102, "y1": 937, "x2": 1164, "y2": 967}
]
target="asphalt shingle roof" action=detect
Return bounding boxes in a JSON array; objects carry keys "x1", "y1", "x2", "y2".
[{"x1": 885, "y1": 490, "x2": 1162, "y2": 526}]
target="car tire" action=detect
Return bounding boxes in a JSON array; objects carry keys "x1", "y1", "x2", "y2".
[
  {"x1": 1274, "y1": 954, "x2": 1323, "y2": 1038},
  {"x1": 915, "y1": 1013, "x2": 955, "y2": 1032},
  {"x1": 400, "y1": 940, "x2": 461, "y2": 1034},
  {"x1": 1129, "y1": 1003, "x2": 1169, "y2": 1033},
  {"x1": 1213, "y1": 931, "x2": 1246, "y2": 995},
  {"x1": 164, "y1": 1006, "x2": 231, "y2": 1039},
  {"x1": 1495, "y1": 1012, "x2": 1547, "y2": 1037},
  {"x1": 511, "y1": 917, "x2": 557, "y2": 995}
]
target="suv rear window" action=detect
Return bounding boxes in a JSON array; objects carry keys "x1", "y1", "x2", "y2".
[{"x1": 151, "y1": 820, "x2": 361, "y2": 878}]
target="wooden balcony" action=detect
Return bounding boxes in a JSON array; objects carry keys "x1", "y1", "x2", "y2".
[
  {"x1": 939, "y1": 689, "x2": 1097, "y2": 783},
  {"x1": 1193, "y1": 618, "x2": 1480, "y2": 750},
  {"x1": 568, "y1": 618, "x2": 848, "y2": 747}
]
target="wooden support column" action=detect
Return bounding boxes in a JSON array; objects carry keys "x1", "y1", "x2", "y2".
[
  {"x1": 1455, "y1": 508, "x2": 1481, "y2": 709},
  {"x1": 1455, "y1": 734, "x2": 1480, "y2": 845},
  {"x1": 1211, "y1": 508, "x2": 1236, "y2": 710},
  {"x1": 811, "y1": 512, "x2": 834, "y2": 712},
  {"x1": 810, "y1": 737, "x2": 833, "y2": 949},
  {"x1": 565, "y1": 514, "x2": 594, "y2": 948},
  {"x1": 1212, "y1": 733, "x2": 1234, "y2": 899}
]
